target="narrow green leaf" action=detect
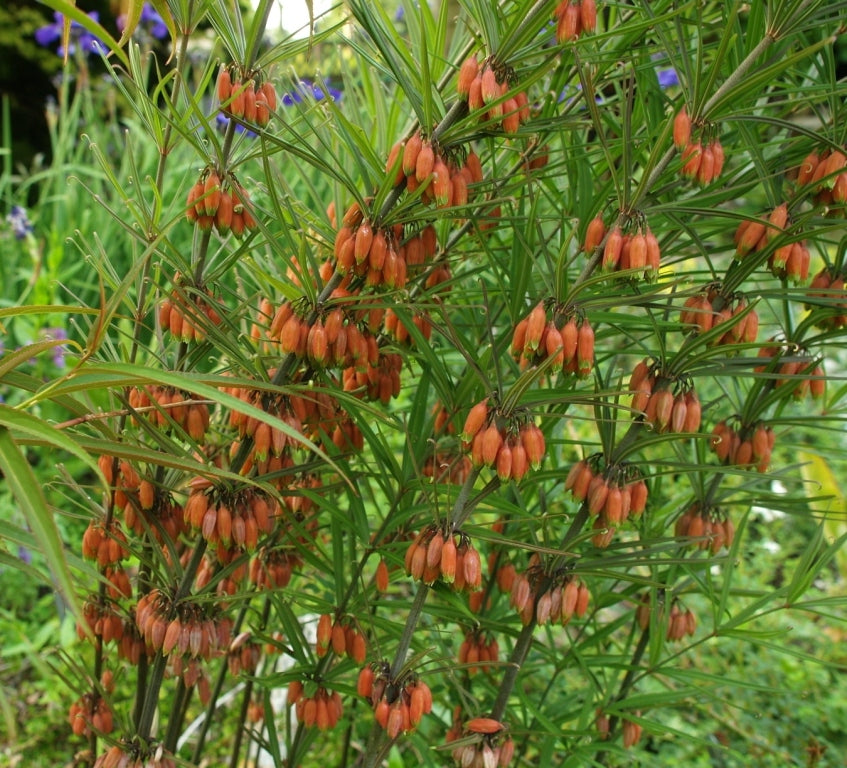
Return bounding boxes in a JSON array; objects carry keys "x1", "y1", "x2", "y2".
[
  {"x1": 0, "y1": 427, "x2": 82, "y2": 622},
  {"x1": 0, "y1": 305, "x2": 99, "y2": 321},
  {"x1": 0, "y1": 406, "x2": 105, "y2": 491},
  {"x1": 40, "y1": 363, "x2": 349, "y2": 485},
  {"x1": 0, "y1": 340, "x2": 78, "y2": 380},
  {"x1": 330, "y1": 511, "x2": 346, "y2": 607}
]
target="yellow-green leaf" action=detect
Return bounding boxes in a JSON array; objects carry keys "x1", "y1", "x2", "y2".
[
  {"x1": 798, "y1": 450, "x2": 847, "y2": 577},
  {"x1": 148, "y1": 0, "x2": 177, "y2": 47},
  {"x1": 61, "y1": 0, "x2": 77, "y2": 66},
  {"x1": 115, "y1": 0, "x2": 144, "y2": 49},
  {"x1": 0, "y1": 340, "x2": 77, "y2": 380}
]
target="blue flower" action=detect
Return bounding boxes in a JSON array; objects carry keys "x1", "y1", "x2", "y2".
[
  {"x1": 18, "y1": 546, "x2": 32, "y2": 566},
  {"x1": 217, "y1": 79, "x2": 342, "y2": 137},
  {"x1": 35, "y1": 10, "x2": 105, "y2": 57},
  {"x1": 558, "y1": 83, "x2": 603, "y2": 107},
  {"x1": 307, "y1": 81, "x2": 342, "y2": 102},
  {"x1": 215, "y1": 112, "x2": 258, "y2": 138},
  {"x1": 656, "y1": 67, "x2": 679, "y2": 89},
  {"x1": 6, "y1": 206, "x2": 33, "y2": 239},
  {"x1": 140, "y1": 3, "x2": 168, "y2": 39},
  {"x1": 651, "y1": 53, "x2": 679, "y2": 89},
  {"x1": 118, "y1": 3, "x2": 168, "y2": 41},
  {"x1": 282, "y1": 80, "x2": 343, "y2": 105},
  {"x1": 280, "y1": 90, "x2": 302, "y2": 107}
]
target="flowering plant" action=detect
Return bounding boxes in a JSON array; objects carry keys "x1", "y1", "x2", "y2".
[{"x1": 2, "y1": 2, "x2": 847, "y2": 767}]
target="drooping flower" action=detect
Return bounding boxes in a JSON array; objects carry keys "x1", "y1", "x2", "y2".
[{"x1": 216, "y1": 79, "x2": 341, "y2": 137}]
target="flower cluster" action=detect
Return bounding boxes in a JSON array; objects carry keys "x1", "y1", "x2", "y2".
[{"x1": 216, "y1": 78, "x2": 342, "y2": 137}]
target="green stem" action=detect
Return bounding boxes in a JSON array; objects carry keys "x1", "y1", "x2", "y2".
[
  {"x1": 191, "y1": 596, "x2": 269, "y2": 762},
  {"x1": 136, "y1": 540, "x2": 208, "y2": 742},
  {"x1": 164, "y1": 677, "x2": 191, "y2": 752},
  {"x1": 246, "y1": 1, "x2": 275, "y2": 67},
  {"x1": 154, "y1": 18, "x2": 193, "y2": 193},
  {"x1": 389, "y1": 583, "x2": 431, "y2": 680},
  {"x1": 489, "y1": 503, "x2": 590, "y2": 721},
  {"x1": 375, "y1": 180, "x2": 408, "y2": 227},
  {"x1": 228, "y1": 678, "x2": 255, "y2": 768},
  {"x1": 702, "y1": 472, "x2": 724, "y2": 507},
  {"x1": 609, "y1": 421, "x2": 647, "y2": 465},
  {"x1": 132, "y1": 7, "x2": 277, "y2": 743},
  {"x1": 700, "y1": 33, "x2": 776, "y2": 117},
  {"x1": 133, "y1": 649, "x2": 149, "y2": 730},
  {"x1": 86, "y1": 635, "x2": 103, "y2": 763},
  {"x1": 136, "y1": 652, "x2": 168, "y2": 743},
  {"x1": 448, "y1": 466, "x2": 485, "y2": 528},
  {"x1": 83, "y1": 27, "x2": 196, "y2": 749},
  {"x1": 358, "y1": 467, "x2": 483, "y2": 768},
  {"x1": 430, "y1": 98, "x2": 470, "y2": 145},
  {"x1": 625, "y1": 32, "x2": 777, "y2": 220},
  {"x1": 488, "y1": 619, "x2": 535, "y2": 722},
  {"x1": 595, "y1": 627, "x2": 651, "y2": 766},
  {"x1": 337, "y1": 719, "x2": 354, "y2": 768},
  {"x1": 497, "y1": 0, "x2": 560, "y2": 63}
]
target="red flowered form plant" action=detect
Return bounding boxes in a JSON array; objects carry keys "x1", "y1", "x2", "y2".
[{"x1": 7, "y1": 1, "x2": 847, "y2": 767}]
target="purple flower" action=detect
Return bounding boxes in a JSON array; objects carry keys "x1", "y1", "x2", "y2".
[
  {"x1": 18, "y1": 546, "x2": 32, "y2": 566},
  {"x1": 35, "y1": 10, "x2": 105, "y2": 57},
  {"x1": 42, "y1": 327, "x2": 68, "y2": 368},
  {"x1": 140, "y1": 3, "x2": 168, "y2": 39},
  {"x1": 216, "y1": 112, "x2": 258, "y2": 138},
  {"x1": 308, "y1": 81, "x2": 342, "y2": 102},
  {"x1": 651, "y1": 53, "x2": 679, "y2": 89},
  {"x1": 280, "y1": 90, "x2": 301, "y2": 106},
  {"x1": 558, "y1": 83, "x2": 603, "y2": 107},
  {"x1": 657, "y1": 67, "x2": 679, "y2": 89},
  {"x1": 282, "y1": 79, "x2": 342, "y2": 104},
  {"x1": 117, "y1": 3, "x2": 168, "y2": 41},
  {"x1": 218, "y1": 79, "x2": 341, "y2": 137},
  {"x1": 6, "y1": 205, "x2": 33, "y2": 239}
]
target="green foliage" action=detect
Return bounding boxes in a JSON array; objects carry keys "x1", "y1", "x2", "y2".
[{"x1": 1, "y1": 1, "x2": 847, "y2": 767}]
